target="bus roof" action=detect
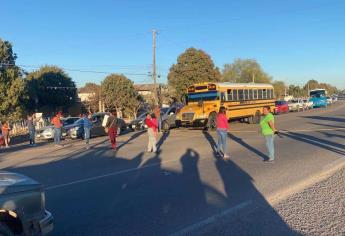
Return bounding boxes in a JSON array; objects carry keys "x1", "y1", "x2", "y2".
[
  {"x1": 309, "y1": 88, "x2": 326, "y2": 92},
  {"x1": 215, "y1": 82, "x2": 273, "y2": 88}
]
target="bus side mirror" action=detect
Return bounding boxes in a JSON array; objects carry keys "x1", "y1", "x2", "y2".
[{"x1": 185, "y1": 95, "x2": 188, "y2": 105}]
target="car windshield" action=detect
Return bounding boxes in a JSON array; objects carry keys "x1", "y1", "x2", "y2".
[
  {"x1": 290, "y1": 100, "x2": 298, "y2": 103},
  {"x1": 74, "y1": 118, "x2": 84, "y2": 124},
  {"x1": 187, "y1": 91, "x2": 219, "y2": 102},
  {"x1": 275, "y1": 101, "x2": 284, "y2": 105},
  {"x1": 63, "y1": 118, "x2": 78, "y2": 125},
  {"x1": 160, "y1": 108, "x2": 169, "y2": 115}
]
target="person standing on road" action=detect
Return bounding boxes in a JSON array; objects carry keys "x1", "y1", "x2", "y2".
[
  {"x1": 83, "y1": 113, "x2": 93, "y2": 149},
  {"x1": 27, "y1": 114, "x2": 36, "y2": 146},
  {"x1": 260, "y1": 106, "x2": 277, "y2": 163},
  {"x1": 105, "y1": 110, "x2": 118, "y2": 150},
  {"x1": 146, "y1": 113, "x2": 158, "y2": 153},
  {"x1": 216, "y1": 106, "x2": 230, "y2": 159},
  {"x1": 51, "y1": 111, "x2": 63, "y2": 146},
  {"x1": 154, "y1": 105, "x2": 161, "y2": 132},
  {"x1": 1, "y1": 121, "x2": 11, "y2": 148}
]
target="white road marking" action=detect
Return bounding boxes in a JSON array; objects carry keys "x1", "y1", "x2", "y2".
[{"x1": 168, "y1": 201, "x2": 252, "y2": 236}]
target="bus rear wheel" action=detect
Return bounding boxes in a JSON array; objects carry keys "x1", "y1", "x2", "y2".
[
  {"x1": 253, "y1": 111, "x2": 261, "y2": 124},
  {"x1": 207, "y1": 112, "x2": 217, "y2": 131}
]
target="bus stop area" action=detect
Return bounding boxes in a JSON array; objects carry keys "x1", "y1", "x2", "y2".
[{"x1": 0, "y1": 101, "x2": 344, "y2": 235}]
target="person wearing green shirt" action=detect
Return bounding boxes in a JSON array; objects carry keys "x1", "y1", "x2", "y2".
[{"x1": 260, "y1": 106, "x2": 277, "y2": 162}]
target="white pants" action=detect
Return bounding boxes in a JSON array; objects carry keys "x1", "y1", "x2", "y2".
[{"x1": 147, "y1": 128, "x2": 157, "y2": 152}]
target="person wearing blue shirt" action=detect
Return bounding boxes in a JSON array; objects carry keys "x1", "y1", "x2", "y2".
[{"x1": 83, "y1": 113, "x2": 93, "y2": 149}]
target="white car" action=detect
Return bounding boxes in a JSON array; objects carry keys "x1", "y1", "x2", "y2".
[
  {"x1": 303, "y1": 99, "x2": 313, "y2": 110},
  {"x1": 326, "y1": 96, "x2": 333, "y2": 105},
  {"x1": 288, "y1": 99, "x2": 304, "y2": 112}
]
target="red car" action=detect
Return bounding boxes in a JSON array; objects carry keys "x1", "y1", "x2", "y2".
[{"x1": 275, "y1": 100, "x2": 289, "y2": 114}]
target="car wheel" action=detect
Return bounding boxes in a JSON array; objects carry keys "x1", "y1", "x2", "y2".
[
  {"x1": 0, "y1": 223, "x2": 14, "y2": 236},
  {"x1": 162, "y1": 121, "x2": 170, "y2": 131},
  {"x1": 207, "y1": 112, "x2": 217, "y2": 131}
]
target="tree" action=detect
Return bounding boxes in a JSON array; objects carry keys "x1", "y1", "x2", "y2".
[
  {"x1": 303, "y1": 79, "x2": 319, "y2": 91},
  {"x1": 272, "y1": 81, "x2": 286, "y2": 99},
  {"x1": 125, "y1": 93, "x2": 144, "y2": 119},
  {"x1": 168, "y1": 48, "x2": 221, "y2": 101},
  {"x1": 101, "y1": 74, "x2": 137, "y2": 114},
  {"x1": 26, "y1": 66, "x2": 77, "y2": 113},
  {"x1": 222, "y1": 59, "x2": 272, "y2": 83},
  {"x1": 288, "y1": 85, "x2": 305, "y2": 97},
  {"x1": 79, "y1": 83, "x2": 101, "y2": 112},
  {"x1": 0, "y1": 38, "x2": 28, "y2": 121}
]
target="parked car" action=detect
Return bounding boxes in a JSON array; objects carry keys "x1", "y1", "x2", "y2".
[
  {"x1": 129, "y1": 113, "x2": 148, "y2": 131},
  {"x1": 161, "y1": 105, "x2": 184, "y2": 131},
  {"x1": 288, "y1": 99, "x2": 304, "y2": 112},
  {"x1": 326, "y1": 96, "x2": 333, "y2": 105},
  {"x1": 36, "y1": 117, "x2": 79, "y2": 140},
  {"x1": 274, "y1": 100, "x2": 289, "y2": 114},
  {"x1": 303, "y1": 99, "x2": 314, "y2": 110},
  {"x1": 68, "y1": 113, "x2": 127, "y2": 139},
  {"x1": 0, "y1": 171, "x2": 53, "y2": 235}
]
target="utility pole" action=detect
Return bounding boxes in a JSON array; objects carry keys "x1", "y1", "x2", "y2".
[{"x1": 152, "y1": 29, "x2": 158, "y2": 106}]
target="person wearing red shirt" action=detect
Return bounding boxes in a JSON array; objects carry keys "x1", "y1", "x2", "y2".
[
  {"x1": 145, "y1": 113, "x2": 158, "y2": 153},
  {"x1": 51, "y1": 111, "x2": 63, "y2": 146},
  {"x1": 216, "y1": 106, "x2": 229, "y2": 159}
]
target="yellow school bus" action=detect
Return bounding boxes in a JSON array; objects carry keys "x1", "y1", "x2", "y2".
[{"x1": 175, "y1": 82, "x2": 275, "y2": 129}]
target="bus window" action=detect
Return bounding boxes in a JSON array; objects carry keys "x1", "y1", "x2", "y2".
[
  {"x1": 253, "y1": 89, "x2": 258, "y2": 99},
  {"x1": 263, "y1": 89, "x2": 267, "y2": 99},
  {"x1": 258, "y1": 89, "x2": 263, "y2": 99},
  {"x1": 238, "y1": 89, "x2": 244, "y2": 100},
  {"x1": 221, "y1": 92, "x2": 226, "y2": 102},
  {"x1": 266, "y1": 89, "x2": 270, "y2": 99},
  {"x1": 244, "y1": 89, "x2": 249, "y2": 100},
  {"x1": 227, "y1": 89, "x2": 233, "y2": 101},
  {"x1": 271, "y1": 89, "x2": 275, "y2": 98},
  {"x1": 249, "y1": 89, "x2": 253, "y2": 100},
  {"x1": 233, "y1": 90, "x2": 238, "y2": 101}
]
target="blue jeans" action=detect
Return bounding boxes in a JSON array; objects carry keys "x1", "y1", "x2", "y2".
[
  {"x1": 217, "y1": 129, "x2": 228, "y2": 155},
  {"x1": 29, "y1": 129, "x2": 35, "y2": 145},
  {"x1": 265, "y1": 135, "x2": 275, "y2": 160},
  {"x1": 84, "y1": 127, "x2": 91, "y2": 145},
  {"x1": 54, "y1": 128, "x2": 61, "y2": 144}
]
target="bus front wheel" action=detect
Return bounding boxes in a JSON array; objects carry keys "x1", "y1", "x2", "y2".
[{"x1": 207, "y1": 112, "x2": 217, "y2": 131}]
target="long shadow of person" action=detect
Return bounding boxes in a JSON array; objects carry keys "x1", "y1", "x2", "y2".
[
  {"x1": 202, "y1": 131, "x2": 299, "y2": 235},
  {"x1": 157, "y1": 130, "x2": 170, "y2": 150},
  {"x1": 117, "y1": 130, "x2": 146, "y2": 150}
]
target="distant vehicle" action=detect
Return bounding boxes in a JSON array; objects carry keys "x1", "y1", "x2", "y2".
[
  {"x1": 129, "y1": 113, "x2": 148, "y2": 131},
  {"x1": 332, "y1": 95, "x2": 338, "y2": 102},
  {"x1": 309, "y1": 89, "x2": 327, "y2": 108},
  {"x1": 175, "y1": 82, "x2": 275, "y2": 129},
  {"x1": 326, "y1": 96, "x2": 333, "y2": 105},
  {"x1": 68, "y1": 113, "x2": 127, "y2": 139},
  {"x1": 274, "y1": 100, "x2": 289, "y2": 114},
  {"x1": 303, "y1": 99, "x2": 314, "y2": 110},
  {"x1": 36, "y1": 117, "x2": 79, "y2": 140},
  {"x1": 0, "y1": 171, "x2": 53, "y2": 235},
  {"x1": 288, "y1": 99, "x2": 304, "y2": 112}
]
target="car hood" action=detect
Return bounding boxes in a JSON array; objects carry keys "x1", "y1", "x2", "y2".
[
  {"x1": 130, "y1": 118, "x2": 145, "y2": 125},
  {"x1": 0, "y1": 171, "x2": 42, "y2": 195},
  {"x1": 37, "y1": 125, "x2": 53, "y2": 132},
  {"x1": 64, "y1": 123, "x2": 81, "y2": 130}
]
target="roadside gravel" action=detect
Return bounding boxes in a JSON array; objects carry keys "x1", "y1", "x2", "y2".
[{"x1": 188, "y1": 167, "x2": 345, "y2": 236}]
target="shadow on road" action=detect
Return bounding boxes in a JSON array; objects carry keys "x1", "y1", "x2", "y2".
[
  {"x1": 5, "y1": 139, "x2": 298, "y2": 235},
  {"x1": 281, "y1": 132, "x2": 345, "y2": 155},
  {"x1": 157, "y1": 131, "x2": 170, "y2": 150},
  {"x1": 308, "y1": 122, "x2": 345, "y2": 129},
  {"x1": 117, "y1": 130, "x2": 146, "y2": 150},
  {"x1": 302, "y1": 116, "x2": 345, "y2": 123}
]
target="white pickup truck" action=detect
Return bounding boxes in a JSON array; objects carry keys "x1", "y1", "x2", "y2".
[
  {"x1": 288, "y1": 99, "x2": 305, "y2": 112},
  {"x1": 303, "y1": 99, "x2": 313, "y2": 110}
]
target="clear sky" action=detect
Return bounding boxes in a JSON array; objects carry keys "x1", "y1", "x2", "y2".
[{"x1": 1, "y1": 0, "x2": 345, "y2": 89}]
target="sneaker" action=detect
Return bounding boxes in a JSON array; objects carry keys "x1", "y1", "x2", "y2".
[
  {"x1": 223, "y1": 154, "x2": 230, "y2": 160},
  {"x1": 265, "y1": 159, "x2": 275, "y2": 163}
]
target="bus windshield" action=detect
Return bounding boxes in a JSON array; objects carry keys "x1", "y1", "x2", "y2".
[
  {"x1": 187, "y1": 91, "x2": 219, "y2": 102},
  {"x1": 310, "y1": 89, "x2": 326, "y2": 98}
]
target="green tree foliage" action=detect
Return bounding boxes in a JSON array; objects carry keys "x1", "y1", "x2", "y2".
[
  {"x1": 0, "y1": 38, "x2": 27, "y2": 121},
  {"x1": 79, "y1": 82, "x2": 101, "y2": 112},
  {"x1": 303, "y1": 80, "x2": 339, "y2": 95},
  {"x1": 222, "y1": 59, "x2": 272, "y2": 83},
  {"x1": 26, "y1": 66, "x2": 77, "y2": 113},
  {"x1": 101, "y1": 74, "x2": 138, "y2": 114},
  {"x1": 272, "y1": 81, "x2": 287, "y2": 99},
  {"x1": 168, "y1": 48, "x2": 221, "y2": 101},
  {"x1": 288, "y1": 85, "x2": 306, "y2": 97}
]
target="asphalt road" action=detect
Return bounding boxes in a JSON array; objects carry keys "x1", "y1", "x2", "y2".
[{"x1": 0, "y1": 101, "x2": 344, "y2": 235}]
